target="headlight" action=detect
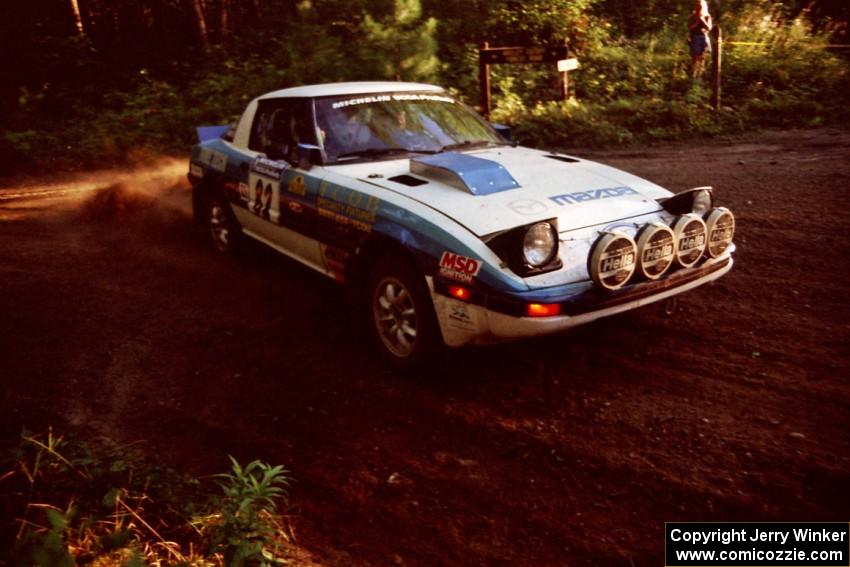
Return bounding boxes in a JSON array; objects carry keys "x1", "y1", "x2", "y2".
[
  {"x1": 660, "y1": 187, "x2": 714, "y2": 215},
  {"x1": 522, "y1": 222, "x2": 558, "y2": 267},
  {"x1": 692, "y1": 188, "x2": 712, "y2": 215}
]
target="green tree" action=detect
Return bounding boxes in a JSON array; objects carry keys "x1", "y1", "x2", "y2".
[{"x1": 357, "y1": 0, "x2": 440, "y2": 82}]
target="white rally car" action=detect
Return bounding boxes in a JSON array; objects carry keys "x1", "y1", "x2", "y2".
[{"x1": 188, "y1": 81, "x2": 735, "y2": 365}]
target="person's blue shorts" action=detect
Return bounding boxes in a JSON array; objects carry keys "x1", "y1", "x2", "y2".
[{"x1": 690, "y1": 32, "x2": 711, "y2": 56}]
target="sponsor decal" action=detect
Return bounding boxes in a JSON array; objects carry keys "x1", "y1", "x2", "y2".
[
  {"x1": 331, "y1": 93, "x2": 455, "y2": 109},
  {"x1": 238, "y1": 182, "x2": 249, "y2": 201},
  {"x1": 288, "y1": 175, "x2": 306, "y2": 196},
  {"x1": 189, "y1": 163, "x2": 204, "y2": 178},
  {"x1": 439, "y1": 252, "x2": 482, "y2": 283},
  {"x1": 287, "y1": 200, "x2": 304, "y2": 214},
  {"x1": 251, "y1": 157, "x2": 288, "y2": 179},
  {"x1": 321, "y1": 245, "x2": 350, "y2": 282},
  {"x1": 549, "y1": 186, "x2": 638, "y2": 206},
  {"x1": 316, "y1": 181, "x2": 380, "y2": 233},
  {"x1": 446, "y1": 302, "x2": 477, "y2": 332},
  {"x1": 199, "y1": 148, "x2": 227, "y2": 172},
  {"x1": 253, "y1": 178, "x2": 274, "y2": 220},
  {"x1": 508, "y1": 199, "x2": 548, "y2": 216}
]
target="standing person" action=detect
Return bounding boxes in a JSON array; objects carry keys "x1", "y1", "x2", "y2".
[{"x1": 688, "y1": 0, "x2": 713, "y2": 78}]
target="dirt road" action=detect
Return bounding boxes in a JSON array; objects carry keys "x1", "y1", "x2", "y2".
[{"x1": 1, "y1": 129, "x2": 849, "y2": 566}]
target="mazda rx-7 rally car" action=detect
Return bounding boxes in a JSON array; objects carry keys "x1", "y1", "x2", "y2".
[{"x1": 188, "y1": 81, "x2": 735, "y2": 365}]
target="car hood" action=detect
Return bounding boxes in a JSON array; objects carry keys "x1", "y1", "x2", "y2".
[{"x1": 329, "y1": 146, "x2": 671, "y2": 236}]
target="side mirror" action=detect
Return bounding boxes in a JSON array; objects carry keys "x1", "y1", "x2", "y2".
[
  {"x1": 293, "y1": 143, "x2": 326, "y2": 170},
  {"x1": 265, "y1": 143, "x2": 326, "y2": 170}
]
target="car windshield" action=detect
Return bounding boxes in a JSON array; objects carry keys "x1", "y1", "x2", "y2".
[{"x1": 314, "y1": 92, "x2": 505, "y2": 163}]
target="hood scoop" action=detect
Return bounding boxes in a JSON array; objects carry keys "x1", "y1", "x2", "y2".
[{"x1": 410, "y1": 152, "x2": 520, "y2": 196}]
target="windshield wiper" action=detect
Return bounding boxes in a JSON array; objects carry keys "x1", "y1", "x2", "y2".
[
  {"x1": 337, "y1": 147, "x2": 417, "y2": 159},
  {"x1": 437, "y1": 139, "x2": 506, "y2": 153}
]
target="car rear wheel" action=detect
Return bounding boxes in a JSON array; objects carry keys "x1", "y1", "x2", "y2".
[
  {"x1": 207, "y1": 195, "x2": 241, "y2": 254},
  {"x1": 367, "y1": 255, "x2": 440, "y2": 366}
]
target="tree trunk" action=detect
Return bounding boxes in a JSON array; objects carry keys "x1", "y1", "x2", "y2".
[
  {"x1": 190, "y1": 0, "x2": 210, "y2": 52},
  {"x1": 69, "y1": 0, "x2": 84, "y2": 35},
  {"x1": 220, "y1": 0, "x2": 230, "y2": 40}
]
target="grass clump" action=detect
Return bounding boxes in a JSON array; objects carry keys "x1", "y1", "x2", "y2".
[{"x1": 1, "y1": 427, "x2": 294, "y2": 566}]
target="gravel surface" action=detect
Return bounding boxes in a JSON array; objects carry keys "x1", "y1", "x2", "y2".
[{"x1": 1, "y1": 129, "x2": 849, "y2": 566}]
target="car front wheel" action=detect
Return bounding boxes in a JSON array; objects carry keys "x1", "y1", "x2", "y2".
[{"x1": 367, "y1": 255, "x2": 440, "y2": 366}]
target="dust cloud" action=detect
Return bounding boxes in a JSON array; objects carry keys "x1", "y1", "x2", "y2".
[{"x1": 0, "y1": 157, "x2": 192, "y2": 222}]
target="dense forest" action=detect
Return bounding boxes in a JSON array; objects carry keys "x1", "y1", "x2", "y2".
[{"x1": 1, "y1": 0, "x2": 848, "y2": 173}]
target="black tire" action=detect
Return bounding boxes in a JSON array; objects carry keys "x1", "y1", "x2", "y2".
[
  {"x1": 206, "y1": 194, "x2": 242, "y2": 254},
  {"x1": 366, "y1": 254, "x2": 441, "y2": 367}
]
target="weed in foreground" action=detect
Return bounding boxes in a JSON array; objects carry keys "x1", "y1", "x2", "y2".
[{"x1": 1, "y1": 427, "x2": 294, "y2": 566}]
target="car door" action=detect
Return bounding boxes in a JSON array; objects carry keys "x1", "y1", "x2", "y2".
[{"x1": 233, "y1": 98, "x2": 328, "y2": 273}]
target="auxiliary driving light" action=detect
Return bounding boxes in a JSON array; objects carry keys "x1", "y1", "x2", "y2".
[
  {"x1": 704, "y1": 207, "x2": 735, "y2": 258},
  {"x1": 526, "y1": 303, "x2": 562, "y2": 317},
  {"x1": 588, "y1": 231, "x2": 637, "y2": 290},
  {"x1": 448, "y1": 285, "x2": 471, "y2": 301},
  {"x1": 636, "y1": 222, "x2": 677, "y2": 280},
  {"x1": 672, "y1": 214, "x2": 708, "y2": 268}
]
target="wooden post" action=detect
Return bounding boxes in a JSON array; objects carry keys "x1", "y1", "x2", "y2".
[
  {"x1": 479, "y1": 41, "x2": 492, "y2": 118},
  {"x1": 711, "y1": 25, "x2": 722, "y2": 110},
  {"x1": 560, "y1": 39, "x2": 569, "y2": 101}
]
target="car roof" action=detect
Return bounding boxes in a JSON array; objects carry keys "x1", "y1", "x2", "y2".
[{"x1": 257, "y1": 81, "x2": 445, "y2": 99}]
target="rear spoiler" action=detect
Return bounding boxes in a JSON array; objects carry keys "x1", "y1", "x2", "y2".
[{"x1": 196, "y1": 125, "x2": 231, "y2": 143}]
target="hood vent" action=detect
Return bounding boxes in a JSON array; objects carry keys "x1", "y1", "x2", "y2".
[
  {"x1": 545, "y1": 154, "x2": 580, "y2": 163},
  {"x1": 388, "y1": 174, "x2": 428, "y2": 187},
  {"x1": 410, "y1": 152, "x2": 520, "y2": 196}
]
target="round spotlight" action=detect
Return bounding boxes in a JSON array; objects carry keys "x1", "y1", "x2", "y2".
[
  {"x1": 636, "y1": 222, "x2": 676, "y2": 279},
  {"x1": 672, "y1": 214, "x2": 708, "y2": 268},
  {"x1": 704, "y1": 207, "x2": 735, "y2": 258},
  {"x1": 588, "y1": 231, "x2": 637, "y2": 290}
]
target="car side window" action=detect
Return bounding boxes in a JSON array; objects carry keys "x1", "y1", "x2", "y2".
[{"x1": 248, "y1": 99, "x2": 316, "y2": 156}]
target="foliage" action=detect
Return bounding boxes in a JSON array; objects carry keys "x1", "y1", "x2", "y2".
[
  {"x1": 1, "y1": 427, "x2": 294, "y2": 566},
  {"x1": 489, "y1": 3, "x2": 850, "y2": 150},
  {"x1": 357, "y1": 0, "x2": 440, "y2": 82},
  {"x1": 0, "y1": 0, "x2": 848, "y2": 174},
  {"x1": 201, "y1": 457, "x2": 292, "y2": 566}
]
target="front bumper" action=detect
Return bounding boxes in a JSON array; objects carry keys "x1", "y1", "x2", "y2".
[{"x1": 430, "y1": 254, "x2": 733, "y2": 347}]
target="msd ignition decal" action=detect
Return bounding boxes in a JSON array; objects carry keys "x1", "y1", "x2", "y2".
[
  {"x1": 439, "y1": 252, "x2": 482, "y2": 283},
  {"x1": 549, "y1": 186, "x2": 638, "y2": 206}
]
